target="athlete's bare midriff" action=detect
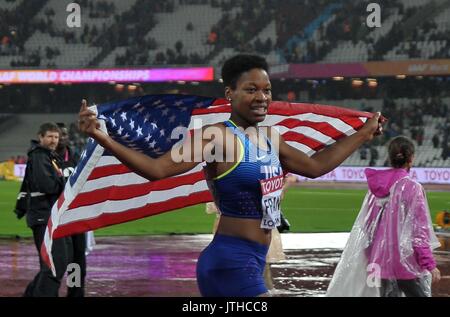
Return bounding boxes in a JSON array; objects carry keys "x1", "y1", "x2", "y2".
[{"x1": 216, "y1": 215, "x2": 271, "y2": 246}]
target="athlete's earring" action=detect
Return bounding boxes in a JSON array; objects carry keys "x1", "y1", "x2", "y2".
[{"x1": 227, "y1": 97, "x2": 232, "y2": 102}]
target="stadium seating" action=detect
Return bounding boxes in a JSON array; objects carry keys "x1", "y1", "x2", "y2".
[
  {"x1": 0, "y1": 0, "x2": 449, "y2": 167},
  {"x1": 0, "y1": 114, "x2": 77, "y2": 161},
  {"x1": 0, "y1": 0, "x2": 23, "y2": 11},
  {"x1": 1, "y1": 0, "x2": 450, "y2": 67}
]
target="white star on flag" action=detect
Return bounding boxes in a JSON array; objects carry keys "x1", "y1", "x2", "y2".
[{"x1": 136, "y1": 126, "x2": 143, "y2": 137}]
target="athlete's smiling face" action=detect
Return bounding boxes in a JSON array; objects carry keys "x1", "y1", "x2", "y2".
[{"x1": 227, "y1": 68, "x2": 272, "y2": 127}]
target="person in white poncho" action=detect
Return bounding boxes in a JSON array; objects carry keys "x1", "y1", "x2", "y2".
[{"x1": 327, "y1": 136, "x2": 441, "y2": 297}]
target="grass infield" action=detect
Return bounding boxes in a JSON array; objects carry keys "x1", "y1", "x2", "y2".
[{"x1": 0, "y1": 180, "x2": 448, "y2": 237}]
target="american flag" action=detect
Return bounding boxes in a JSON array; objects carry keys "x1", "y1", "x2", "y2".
[{"x1": 41, "y1": 94, "x2": 373, "y2": 274}]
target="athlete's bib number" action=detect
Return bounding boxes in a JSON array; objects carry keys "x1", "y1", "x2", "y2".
[{"x1": 259, "y1": 175, "x2": 283, "y2": 229}]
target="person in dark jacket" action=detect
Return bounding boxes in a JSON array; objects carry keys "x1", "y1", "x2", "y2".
[
  {"x1": 22, "y1": 122, "x2": 73, "y2": 297},
  {"x1": 56, "y1": 123, "x2": 87, "y2": 297}
]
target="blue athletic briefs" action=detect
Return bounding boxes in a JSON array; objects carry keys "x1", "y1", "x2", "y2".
[{"x1": 196, "y1": 234, "x2": 269, "y2": 297}]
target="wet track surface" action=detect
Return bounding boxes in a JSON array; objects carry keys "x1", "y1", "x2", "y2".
[{"x1": 0, "y1": 234, "x2": 448, "y2": 297}]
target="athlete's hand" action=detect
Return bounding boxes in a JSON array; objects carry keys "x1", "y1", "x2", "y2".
[
  {"x1": 360, "y1": 112, "x2": 386, "y2": 142},
  {"x1": 78, "y1": 99, "x2": 109, "y2": 144}
]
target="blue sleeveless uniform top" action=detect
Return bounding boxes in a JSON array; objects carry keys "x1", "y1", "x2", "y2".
[{"x1": 207, "y1": 120, "x2": 283, "y2": 219}]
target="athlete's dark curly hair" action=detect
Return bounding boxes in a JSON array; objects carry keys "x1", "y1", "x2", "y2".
[{"x1": 221, "y1": 54, "x2": 269, "y2": 89}]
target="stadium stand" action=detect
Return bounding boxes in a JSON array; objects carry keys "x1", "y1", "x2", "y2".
[
  {"x1": 0, "y1": 114, "x2": 80, "y2": 161},
  {"x1": 0, "y1": 0, "x2": 449, "y2": 167},
  {"x1": 1, "y1": 0, "x2": 450, "y2": 68}
]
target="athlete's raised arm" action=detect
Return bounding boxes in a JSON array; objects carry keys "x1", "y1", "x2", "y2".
[
  {"x1": 274, "y1": 112, "x2": 383, "y2": 178},
  {"x1": 78, "y1": 99, "x2": 216, "y2": 180}
]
